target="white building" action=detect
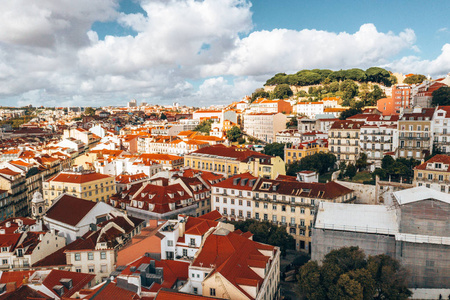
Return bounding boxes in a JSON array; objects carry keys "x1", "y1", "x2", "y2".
[
  {"x1": 433, "y1": 106, "x2": 450, "y2": 153},
  {"x1": 360, "y1": 124, "x2": 398, "y2": 167},
  {"x1": 244, "y1": 112, "x2": 287, "y2": 143},
  {"x1": 294, "y1": 101, "x2": 324, "y2": 118}
]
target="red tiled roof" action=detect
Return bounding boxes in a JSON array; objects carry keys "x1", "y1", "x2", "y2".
[
  {"x1": 213, "y1": 173, "x2": 259, "y2": 191},
  {"x1": 48, "y1": 171, "x2": 112, "y2": 184},
  {"x1": 42, "y1": 270, "x2": 95, "y2": 298},
  {"x1": 45, "y1": 194, "x2": 97, "y2": 226},
  {"x1": 155, "y1": 289, "x2": 217, "y2": 300},
  {"x1": 0, "y1": 270, "x2": 34, "y2": 288},
  {"x1": 415, "y1": 154, "x2": 450, "y2": 172},
  {"x1": 198, "y1": 210, "x2": 222, "y2": 221},
  {"x1": 330, "y1": 120, "x2": 365, "y2": 130}
]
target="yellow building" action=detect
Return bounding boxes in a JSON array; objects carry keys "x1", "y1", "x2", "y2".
[
  {"x1": 285, "y1": 142, "x2": 329, "y2": 165},
  {"x1": 43, "y1": 169, "x2": 115, "y2": 207},
  {"x1": 413, "y1": 154, "x2": 450, "y2": 193},
  {"x1": 184, "y1": 144, "x2": 285, "y2": 179}
]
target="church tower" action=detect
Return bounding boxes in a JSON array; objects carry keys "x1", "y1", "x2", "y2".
[{"x1": 31, "y1": 191, "x2": 45, "y2": 220}]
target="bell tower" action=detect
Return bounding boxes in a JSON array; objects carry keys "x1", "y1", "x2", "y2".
[{"x1": 31, "y1": 191, "x2": 45, "y2": 220}]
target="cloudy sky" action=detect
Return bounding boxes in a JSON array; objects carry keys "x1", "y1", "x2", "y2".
[{"x1": 1, "y1": 0, "x2": 449, "y2": 108}]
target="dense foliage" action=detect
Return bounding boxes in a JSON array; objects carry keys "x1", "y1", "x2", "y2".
[
  {"x1": 226, "y1": 126, "x2": 243, "y2": 142},
  {"x1": 272, "y1": 84, "x2": 293, "y2": 99},
  {"x1": 403, "y1": 74, "x2": 427, "y2": 85},
  {"x1": 231, "y1": 219, "x2": 295, "y2": 256},
  {"x1": 372, "y1": 156, "x2": 420, "y2": 182},
  {"x1": 265, "y1": 67, "x2": 393, "y2": 87},
  {"x1": 286, "y1": 152, "x2": 336, "y2": 175},
  {"x1": 251, "y1": 88, "x2": 270, "y2": 102},
  {"x1": 83, "y1": 107, "x2": 96, "y2": 116},
  {"x1": 193, "y1": 119, "x2": 213, "y2": 134},
  {"x1": 263, "y1": 142, "x2": 286, "y2": 160},
  {"x1": 297, "y1": 247, "x2": 412, "y2": 300},
  {"x1": 431, "y1": 86, "x2": 450, "y2": 106}
]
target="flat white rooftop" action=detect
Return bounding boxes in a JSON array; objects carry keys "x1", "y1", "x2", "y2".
[
  {"x1": 393, "y1": 186, "x2": 450, "y2": 205},
  {"x1": 315, "y1": 202, "x2": 398, "y2": 235}
]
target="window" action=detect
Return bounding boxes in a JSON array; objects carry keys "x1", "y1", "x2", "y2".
[
  {"x1": 183, "y1": 249, "x2": 188, "y2": 257},
  {"x1": 88, "y1": 252, "x2": 94, "y2": 260},
  {"x1": 300, "y1": 207, "x2": 305, "y2": 214},
  {"x1": 75, "y1": 253, "x2": 81, "y2": 261},
  {"x1": 291, "y1": 206, "x2": 295, "y2": 213},
  {"x1": 272, "y1": 215, "x2": 277, "y2": 222},
  {"x1": 75, "y1": 267, "x2": 81, "y2": 273},
  {"x1": 255, "y1": 213, "x2": 260, "y2": 219},
  {"x1": 210, "y1": 288, "x2": 216, "y2": 296},
  {"x1": 89, "y1": 266, "x2": 95, "y2": 273},
  {"x1": 167, "y1": 240, "x2": 173, "y2": 247},
  {"x1": 231, "y1": 199, "x2": 235, "y2": 204},
  {"x1": 193, "y1": 287, "x2": 198, "y2": 294},
  {"x1": 100, "y1": 252, "x2": 106, "y2": 260},
  {"x1": 428, "y1": 174, "x2": 433, "y2": 180},
  {"x1": 239, "y1": 199, "x2": 243, "y2": 205},
  {"x1": 2, "y1": 259, "x2": 7, "y2": 265},
  {"x1": 190, "y1": 238, "x2": 195, "y2": 246},
  {"x1": 247, "y1": 201, "x2": 251, "y2": 207},
  {"x1": 264, "y1": 203, "x2": 268, "y2": 209}
]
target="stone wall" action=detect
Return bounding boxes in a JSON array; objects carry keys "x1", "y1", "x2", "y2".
[{"x1": 335, "y1": 180, "x2": 377, "y2": 204}]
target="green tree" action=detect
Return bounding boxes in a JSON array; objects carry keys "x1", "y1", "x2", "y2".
[
  {"x1": 339, "y1": 107, "x2": 362, "y2": 120},
  {"x1": 263, "y1": 143, "x2": 285, "y2": 160},
  {"x1": 265, "y1": 73, "x2": 288, "y2": 86},
  {"x1": 403, "y1": 74, "x2": 427, "y2": 85},
  {"x1": 381, "y1": 155, "x2": 395, "y2": 170},
  {"x1": 367, "y1": 85, "x2": 385, "y2": 105},
  {"x1": 272, "y1": 84, "x2": 293, "y2": 99},
  {"x1": 232, "y1": 219, "x2": 295, "y2": 256},
  {"x1": 431, "y1": 86, "x2": 450, "y2": 106},
  {"x1": 286, "y1": 152, "x2": 336, "y2": 176},
  {"x1": 251, "y1": 88, "x2": 270, "y2": 102},
  {"x1": 226, "y1": 126, "x2": 243, "y2": 142},
  {"x1": 367, "y1": 255, "x2": 412, "y2": 300},
  {"x1": 160, "y1": 112, "x2": 167, "y2": 120},
  {"x1": 355, "y1": 153, "x2": 368, "y2": 170},
  {"x1": 340, "y1": 80, "x2": 359, "y2": 100},
  {"x1": 365, "y1": 67, "x2": 391, "y2": 86},
  {"x1": 286, "y1": 116, "x2": 298, "y2": 128},
  {"x1": 329, "y1": 81, "x2": 340, "y2": 93},
  {"x1": 345, "y1": 163, "x2": 357, "y2": 179},
  {"x1": 84, "y1": 107, "x2": 96, "y2": 116},
  {"x1": 193, "y1": 119, "x2": 213, "y2": 134},
  {"x1": 297, "y1": 247, "x2": 411, "y2": 300}
]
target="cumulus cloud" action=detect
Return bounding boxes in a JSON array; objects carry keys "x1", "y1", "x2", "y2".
[{"x1": 1, "y1": 0, "x2": 449, "y2": 108}]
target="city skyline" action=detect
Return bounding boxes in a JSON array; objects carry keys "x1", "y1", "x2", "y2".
[{"x1": 1, "y1": 0, "x2": 449, "y2": 108}]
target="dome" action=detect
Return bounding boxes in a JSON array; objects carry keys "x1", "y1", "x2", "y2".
[{"x1": 31, "y1": 191, "x2": 44, "y2": 203}]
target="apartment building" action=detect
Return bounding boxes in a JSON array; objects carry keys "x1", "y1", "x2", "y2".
[
  {"x1": 43, "y1": 169, "x2": 116, "y2": 206},
  {"x1": 413, "y1": 154, "x2": 450, "y2": 193},
  {"x1": 294, "y1": 101, "x2": 324, "y2": 118},
  {"x1": 284, "y1": 140, "x2": 328, "y2": 165},
  {"x1": 243, "y1": 112, "x2": 287, "y2": 143},
  {"x1": 432, "y1": 106, "x2": 450, "y2": 153},
  {"x1": 180, "y1": 227, "x2": 281, "y2": 300},
  {"x1": 184, "y1": 144, "x2": 286, "y2": 179},
  {"x1": 249, "y1": 98, "x2": 292, "y2": 114},
  {"x1": 0, "y1": 168, "x2": 28, "y2": 219},
  {"x1": 212, "y1": 174, "x2": 354, "y2": 252},
  {"x1": 328, "y1": 120, "x2": 364, "y2": 164},
  {"x1": 397, "y1": 107, "x2": 435, "y2": 160},
  {"x1": 413, "y1": 81, "x2": 447, "y2": 107},
  {"x1": 275, "y1": 129, "x2": 302, "y2": 144},
  {"x1": 360, "y1": 124, "x2": 398, "y2": 167}
]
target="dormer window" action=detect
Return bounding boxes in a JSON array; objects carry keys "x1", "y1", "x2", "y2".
[{"x1": 435, "y1": 163, "x2": 442, "y2": 169}]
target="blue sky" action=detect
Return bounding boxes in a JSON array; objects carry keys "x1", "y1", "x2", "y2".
[{"x1": 1, "y1": 0, "x2": 449, "y2": 107}]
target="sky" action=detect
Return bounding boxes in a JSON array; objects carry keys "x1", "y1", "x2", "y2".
[{"x1": 1, "y1": 0, "x2": 450, "y2": 108}]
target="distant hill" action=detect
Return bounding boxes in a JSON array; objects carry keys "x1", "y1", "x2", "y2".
[{"x1": 264, "y1": 67, "x2": 396, "y2": 87}]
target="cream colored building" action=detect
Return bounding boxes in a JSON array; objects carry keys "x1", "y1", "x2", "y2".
[
  {"x1": 43, "y1": 169, "x2": 115, "y2": 206},
  {"x1": 243, "y1": 112, "x2": 287, "y2": 143},
  {"x1": 184, "y1": 144, "x2": 285, "y2": 179},
  {"x1": 328, "y1": 120, "x2": 365, "y2": 165},
  {"x1": 413, "y1": 154, "x2": 450, "y2": 193},
  {"x1": 212, "y1": 174, "x2": 355, "y2": 252}
]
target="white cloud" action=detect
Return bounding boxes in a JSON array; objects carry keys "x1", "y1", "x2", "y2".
[
  {"x1": 201, "y1": 24, "x2": 417, "y2": 77},
  {"x1": 387, "y1": 43, "x2": 450, "y2": 77},
  {"x1": 1, "y1": 0, "x2": 450, "y2": 108}
]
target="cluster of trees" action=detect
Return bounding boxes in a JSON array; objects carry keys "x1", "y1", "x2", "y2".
[
  {"x1": 263, "y1": 142, "x2": 286, "y2": 160},
  {"x1": 403, "y1": 74, "x2": 427, "y2": 85},
  {"x1": 0, "y1": 115, "x2": 34, "y2": 129},
  {"x1": 83, "y1": 107, "x2": 96, "y2": 116},
  {"x1": 432, "y1": 86, "x2": 450, "y2": 106},
  {"x1": 372, "y1": 156, "x2": 420, "y2": 182},
  {"x1": 226, "y1": 126, "x2": 244, "y2": 143},
  {"x1": 298, "y1": 247, "x2": 412, "y2": 300},
  {"x1": 265, "y1": 67, "x2": 395, "y2": 87},
  {"x1": 286, "y1": 116, "x2": 298, "y2": 128},
  {"x1": 193, "y1": 119, "x2": 213, "y2": 134},
  {"x1": 231, "y1": 219, "x2": 295, "y2": 256},
  {"x1": 286, "y1": 152, "x2": 336, "y2": 176}
]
